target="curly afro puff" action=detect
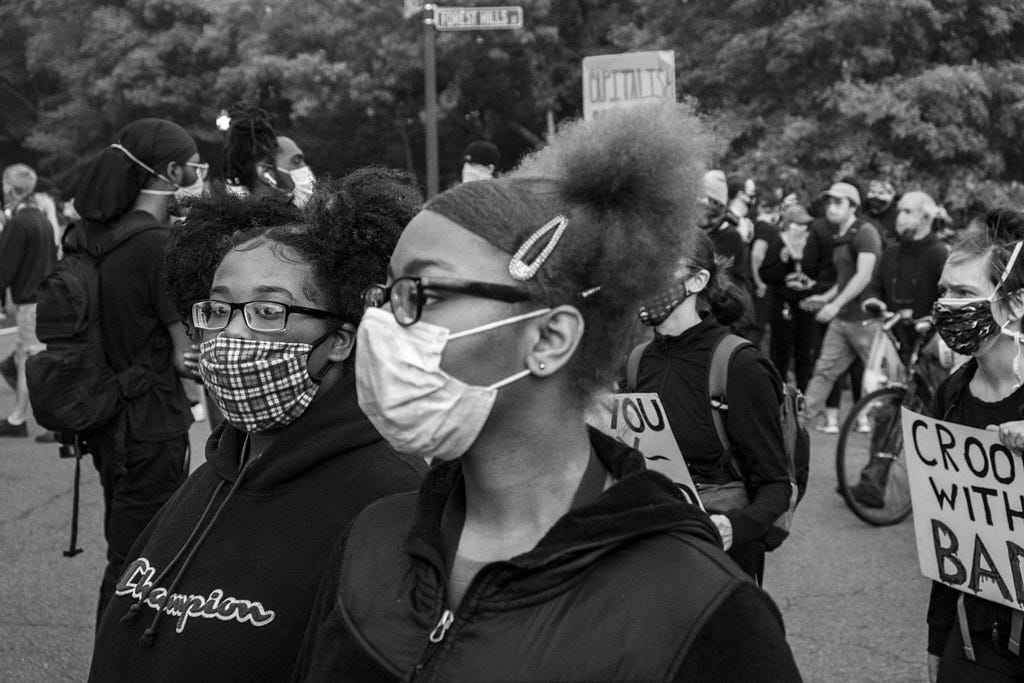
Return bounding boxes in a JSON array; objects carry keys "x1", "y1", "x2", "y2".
[
  {"x1": 166, "y1": 167, "x2": 422, "y2": 335},
  {"x1": 425, "y1": 103, "x2": 711, "y2": 401}
]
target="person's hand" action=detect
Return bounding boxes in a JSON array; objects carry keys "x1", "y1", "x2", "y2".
[
  {"x1": 816, "y1": 302, "x2": 840, "y2": 323},
  {"x1": 780, "y1": 247, "x2": 791, "y2": 263},
  {"x1": 928, "y1": 653, "x2": 940, "y2": 683},
  {"x1": 183, "y1": 346, "x2": 202, "y2": 381},
  {"x1": 800, "y1": 294, "x2": 827, "y2": 312},
  {"x1": 710, "y1": 514, "x2": 733, "y2": 551},
  {"x1": 986, "y1": 421, "x2": 1024, "y2": 453},
  {"x1": 754, "y1": 282, "x2": 767, "y2": 299}
]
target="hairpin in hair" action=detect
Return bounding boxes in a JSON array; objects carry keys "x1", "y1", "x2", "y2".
[
  {"x1": 579, "y1": 285, "x2": 601, "y2": 298},
  {"x1": 509, "y1": 215, "x2": 568, "y2": 281}
]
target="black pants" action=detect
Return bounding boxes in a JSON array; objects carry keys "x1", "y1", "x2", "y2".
[
  {"x1": 768, "y1": 300, "x2": 819, "y2": 392},
  {"x1": 92, "y1": 432, "x2": 188, "y2": 626},
  {"x1": 938, "y1": 624, "x2": 1024, "y2": 682}
]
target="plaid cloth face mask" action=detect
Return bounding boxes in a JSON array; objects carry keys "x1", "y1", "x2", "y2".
[{"x1": 198, "y1": 336, "x2": 321, "y2": 432}]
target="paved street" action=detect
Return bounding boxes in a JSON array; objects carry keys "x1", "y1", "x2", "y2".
[{"x1": 0, "y1": 329, "x2": 929, "y2": 681}]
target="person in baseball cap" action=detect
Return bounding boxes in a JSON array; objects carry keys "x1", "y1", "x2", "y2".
[
  {"x1": 822, "y1": 181, "x2": 861, "y2": 207},
  {"x1": 461, "y1": 140, "x2": 500, "y2": 183}
]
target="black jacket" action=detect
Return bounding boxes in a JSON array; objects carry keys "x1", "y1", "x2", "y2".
[
  {"x1": 88, "y1": 370, "x2": 426, "y2": 682},
  {"x1": 633, "y1": 315, "x2": 791, "y2": 553},
  {"x1": 867, "y1": 234, "x2": 948, "y2": 319},
  {"x1": 295, "y1": 430, "x2": 801, "y2": 682},
  {"x1": 759, "y1": 224, "x2": 836, "y2": 304}
]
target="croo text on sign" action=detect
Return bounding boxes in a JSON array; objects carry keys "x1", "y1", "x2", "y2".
[
  {"x1": 581, "y1": 50, "x2": 676, "y2": 121},
  {"x1": 434, "y1": 6, "x2": 524, "y2": 31},
  {"x1": 902, "y1": 408, "x2": 1024, "y2": 611}
]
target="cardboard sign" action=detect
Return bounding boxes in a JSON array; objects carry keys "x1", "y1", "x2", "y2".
[
  {"x1": 588, "y1": 393, "x2": 702, "y2": 509},
  {"x1": 581, "y1": 51, "x2": 676, "y2": 121},
  {"x1": 902, "y1": 408, "x2": 1024, "y2": 611}
]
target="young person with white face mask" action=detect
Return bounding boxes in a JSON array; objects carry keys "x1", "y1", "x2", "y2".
[
  {"x1": 70, "y1": 118, "x2": 207, "y2": 621},
  {"x1": 222, "y1": 106, "x2": 316, "y2": 208},
  {"x1": 294, "y1": 105, "x2": 800, "y2": 682},
  {"x1": 88, "y1": 171, "x2": 426, "y2": 682},
  {"x1": 926, "y1": 208, "x2": 1024, "y2": 683}
]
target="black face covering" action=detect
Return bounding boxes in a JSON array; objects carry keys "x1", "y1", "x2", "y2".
[
  {"x1": 865, "y1": 197, "x2": 891, "y2": 217},
  {"x1": 933, "y1": 299, "x2": 1001, "y2": 356},
  {"x1": 638, "y1": 282, "x2": 691, "y2": 327}
]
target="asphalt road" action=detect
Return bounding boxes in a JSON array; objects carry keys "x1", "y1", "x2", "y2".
[{"x1": 0, "y1": 330, "x2": 930, "y2": 682}]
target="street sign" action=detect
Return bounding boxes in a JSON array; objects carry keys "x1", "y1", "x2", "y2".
[
  {"x1": 581, "y1": 50, "x2": 676, "y2": 121},
  {"x1": 434, "y1": 5, "x2": 524, "y2": 31},
  {"x1": 403, "y1": 0, "x2": 424, "y2": 19}
]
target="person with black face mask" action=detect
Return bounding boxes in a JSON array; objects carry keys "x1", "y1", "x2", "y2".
[
  {"x1": 88, "y1": 172, "x2": 426, "y2": 682},
  {"x1": 925, "y1": 208, "x2": 1024, "y2": 683},
  {"x1": 864, "y1": 178, "x2": 900, "y2": 247}
]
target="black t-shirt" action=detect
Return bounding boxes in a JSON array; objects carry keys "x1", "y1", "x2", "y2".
[
  {"x1": 89, "y1": 211, "x2": 191, "y2": 441},
  {"x1": 0, "y1": 205, "x2": 57, "y2": 304}
]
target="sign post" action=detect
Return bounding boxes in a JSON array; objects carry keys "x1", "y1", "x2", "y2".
[
  {"x1": 410, "y1": 3, "x2": 524, "y2": 199},
  {"x1": 581, "y1": 50, "x2": 676, "y2": 121}
]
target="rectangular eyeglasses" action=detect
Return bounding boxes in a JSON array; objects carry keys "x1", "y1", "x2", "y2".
[
  {"x1": 361, "y1": 276, "x2": 533, "y2": 326},
  {"x1": 191, "y1": 299, "x2": 339, "y2": 333}
]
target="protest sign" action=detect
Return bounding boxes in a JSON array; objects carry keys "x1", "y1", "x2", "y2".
[
  {"x1": 902, "y1": 408, "x2": 1024, "y2": 611},
  {"x1": 581, "y1": 51, "x2": 676, "y2": 121},
  {"x1": 588, "y1": 393, "x2": 701, "y2": 508}
]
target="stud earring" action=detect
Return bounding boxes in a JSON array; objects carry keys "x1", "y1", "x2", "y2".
[{"x1": 538, "y1": 362, "x2": 547, "y2": 371}]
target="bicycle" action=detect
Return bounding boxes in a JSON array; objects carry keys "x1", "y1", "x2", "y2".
[{"x1": 835, "y1": 307, "x2": 945, "y2": 526}]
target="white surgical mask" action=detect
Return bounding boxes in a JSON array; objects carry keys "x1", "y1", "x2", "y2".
[
  {"x1": 355, "y1": 306, "x2": 549, "y2": 461},
  {"x1": 283, "y1": 165, "x2": 315, "y2": 208},
  {"x1": 461, "y1": 163, "x2": 493, "y2": 184}
]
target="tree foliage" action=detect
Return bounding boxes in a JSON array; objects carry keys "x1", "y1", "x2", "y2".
[{"x1": 2, "y1": 0, "x2": 1023, "y2": 210}]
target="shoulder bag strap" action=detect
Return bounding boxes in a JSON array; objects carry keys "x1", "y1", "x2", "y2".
[
  {"x1": 708, "y1": 334, "x2": 751, "y2": 479},
  {"x1": 625, "y1": 341, "x2": 652, "y2": 391}
]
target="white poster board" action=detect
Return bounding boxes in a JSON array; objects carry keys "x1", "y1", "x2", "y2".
[
  {"x1": 581, "y1": 50, "x2": 676, "y2": 121},
  {"x1": 588, "y1": 393, "x2": 702, "y2": 509},
  {"x1": 902, "y1": 408, "x2": 1024, "y2": 611}
]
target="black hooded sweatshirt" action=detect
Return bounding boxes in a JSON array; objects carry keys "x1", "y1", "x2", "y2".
[
  {"x1": 88, "y1": 370, "x2": 426, "y2": 682},
  {"x1": 294, "y1": 429, "x2": 801, "y2": 682}
]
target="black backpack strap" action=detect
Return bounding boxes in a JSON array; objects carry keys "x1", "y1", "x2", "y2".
[
  {"x1": 707, "y1": 334, "x2": 752, "y2": 479},
  {"x1": 625, "y1": 341, "x2": 652, "y2": 391}
]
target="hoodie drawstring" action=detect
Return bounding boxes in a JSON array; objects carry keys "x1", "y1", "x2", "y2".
[
  {"x1": 118, "y1": 480, "x2": 226, "y2": 626},
  {"x1": 137, "y1": 460, "x2": 253, "y2": 647}
]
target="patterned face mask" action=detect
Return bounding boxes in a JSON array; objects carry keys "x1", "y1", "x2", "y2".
[
  {"x1": 638, "y1": 282, "x2": 691, "y2": 327},
  {"x1": 932, "y1": 298, "x2": 1002, "y2": 356},
  {"x1": 198, "y1": 336, "x2": 326, "y2": 432}
]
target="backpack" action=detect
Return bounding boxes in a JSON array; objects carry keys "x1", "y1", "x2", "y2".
[
  {"x1": 626, "y1": 334, "x2": 811, "y2": 550},
  {"x1": 26, "y1": 216, "x2": 163, "y2": 435}
]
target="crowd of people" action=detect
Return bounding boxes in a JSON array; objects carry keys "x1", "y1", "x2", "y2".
[{"x1": 1, "y1": 101, "x2": 1023, "y2": 681}]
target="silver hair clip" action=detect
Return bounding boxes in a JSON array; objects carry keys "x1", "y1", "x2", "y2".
[
  {"x1": 509, "y1": 215, "x2": 568, "y2": 281},
  {"x1": 579, "y1": 285, "x2": 602, "y2": 298}
]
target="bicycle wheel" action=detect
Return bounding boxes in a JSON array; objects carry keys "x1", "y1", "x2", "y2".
[{"x1": 835, "y1": 386, "x2": 923, "y2": 526}]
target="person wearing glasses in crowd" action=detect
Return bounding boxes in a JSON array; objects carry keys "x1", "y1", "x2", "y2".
[
  {"x1": 70, "y1": 119, "x2": 208, "y2": 620},
  {"x1": 294, "y1": 105, "x2": 800, "y2": 682},
  {"x1": 88, "y1": 171, "x2": 426, "y2": 682}
]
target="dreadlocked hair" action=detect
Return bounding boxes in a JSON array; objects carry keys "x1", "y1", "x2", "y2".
[
  {"x1": 222, "y1": 106, "x2": 280, "y2": 190},
  {"x1": 949, "y1": 207, "x2": 1024, "y2": 298},
  {"x1": 166, "y1": 168, "x2": 422, "y2": 341},
  {"x1": 425, "y1": 103, "x2": 711, "y2": 402}
]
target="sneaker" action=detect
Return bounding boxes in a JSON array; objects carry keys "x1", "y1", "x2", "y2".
[
  {"x1": 0, "y1": 418, "x2": 28, "y2": 437},
  {"x1": 816, "y1": 419, "x2": 840, "y2": 435},
  {"x1": 855, "y1": 417, "x2": 872, "y2": 434},
  {"x1": 850, "y1": 482, "x2": 886, "y2": 509}
]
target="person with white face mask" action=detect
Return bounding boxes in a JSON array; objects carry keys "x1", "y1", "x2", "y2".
[
  {"x1": 460, "y1": 139, "x2": 500, "y2": 183},
  {"x1": 924, "y1": 208, "x2": 1024, "y2": 683},
  {"x1": 296, "y1": 104, "x2": 801, "y2": 682},
  {"x1": 68, "y1": 118, "x2": 206, "y2": 621},
  {"x1": 89, "y1": 171, "x2": 425, "y2": 683},
  {"x1": 221, "y1": 106, "x2": 315, "y2": 208}
]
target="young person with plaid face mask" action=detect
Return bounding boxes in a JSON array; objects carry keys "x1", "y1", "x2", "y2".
[
  {"x1": 926, "y1": 208, "x2": 1024, "y2": 683},
  {"x1": 89, "y1": 171, "x2": 427, "y2": 682}
]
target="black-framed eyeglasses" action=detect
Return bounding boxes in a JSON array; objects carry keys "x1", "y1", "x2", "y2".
[
  {"x1": 191, "y1": 299, "x2": 340, "y2": 333},
  {"x1": 361, "y1": 276, "x2": 533, "y2": 326}
]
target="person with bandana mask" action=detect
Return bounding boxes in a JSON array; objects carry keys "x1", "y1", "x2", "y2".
[
  {"x1": 221, "y1": 105, "x2": 316, "y2": 208},
  {"x1": 925, "y1": 208, "x2": 1024, "y2": 683},
  {"x1": 89, "y1": 171, "x2": 426, "y2": 682},
  {"x1": 69, "y1": 118, "x2": 207, "y2": 621},
  {"x1": 295, "y1": 105, "x2": 800, "y2": 682}
]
